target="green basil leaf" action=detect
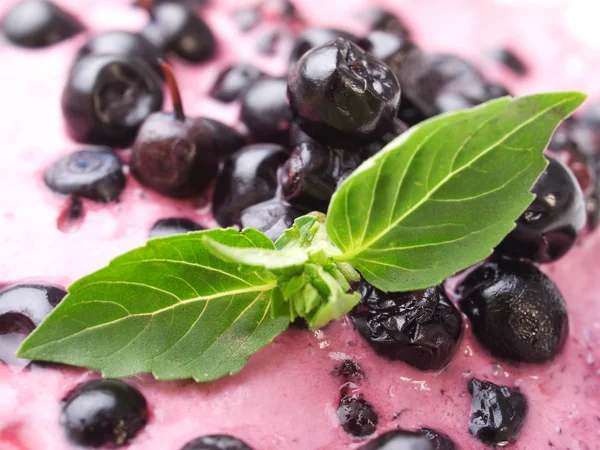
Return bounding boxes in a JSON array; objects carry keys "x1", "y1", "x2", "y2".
[
  {"x1": 328, "y1": 92, "x2": 586, "y2": 291},
  {"x1": 18, "y1": 228, "x2": 289, "y2": 382}
]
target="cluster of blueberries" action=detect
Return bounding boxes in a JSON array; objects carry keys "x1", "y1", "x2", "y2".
[{"x1": 1, "y1": 0, "x2": 599, "y2": 448}]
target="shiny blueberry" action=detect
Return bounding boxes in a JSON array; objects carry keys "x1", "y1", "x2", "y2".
[
  {"x1": 62, "y1": 54, "x2": 164, "y2": 148},
  {"x1": 288, "y1": 27, "x2": 359, "y2": 68},
  {"x1": 288, "y1": 38, "x2": 401, "y2": 148},
  {"x1": 44, "y1": 148, "x2": 125, "y2": 202},
  {"x1": 210, "y1": 64, "x2": 263, "y2": 103},
  {"x1": 358, "y1": 429, "x2": 457, "y2": 450},
  {"x1": 130, "y1": 62, "x2": 222, "y2": 197},
  {"x1": 361, "y1": 7, "x2": 410, "y2": 38},
  {"x1": 495, "y1": 155, "x2": 586, "y2": 263},
  {"x1": 485, "y1": 48, "x2": 528, "y2": 76},
  {"x1": 180, "y1": 435, "x2": 253, "y2": 450},
  {"x1": 337, "y1": 394, "x2": 378, "y2": 438},
  {"x1": 240, "y1": 77, "x2": 292, "y2": 145},
  {"x1": 212, "y1": 144, "x2": 288, "y2": 227},
  {"x1": 468, "y1": 379, "x2": 527, "y2": 446},
  {"x1": 140, "y1": 1, "x2": 216, "y2": 63},
  {"x1": 458, "y1": 259, "x2": 568, "y2": 364},
  {"x1": 149, "y1": 217, "x2": 204, "y2": 238},
  {"x1": 278, "y1": 142, "x2": 363, "y2": 213},
  {"x1": 1, "y1": 0, "x2": 84, "y2": 48},
  {"x1": 61, "y1": 379, "x2": 148, "y2": 447},
  {"x1": 239, "y1": 199, "x2": 302, "y2": 241},
  {"x1": 0, "y1": 283, "x2": 66, "y2": 366},
  {"x1": 349, "y1": 282, "x2": 462, "y2": 371}
]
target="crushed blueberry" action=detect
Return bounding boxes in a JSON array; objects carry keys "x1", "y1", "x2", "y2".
[
  {"x1": 337, "y1": 393, "x2": 378, "y2": 437},
  {"x1": 239, "y1": 198, "x2": 303, "y2": 241},
  {"x1": 149, "y1": 217, "x2": 205, "y2": 238},
  {"x1": 458, "y1": 258, "x2": 569, "y2": 363},
  {"x1": 61, "y1": 379, "x2": 149, "y2": 447},
  {"x1": 420, "y1": 429, "x2": 458, "y2": 450},
  {"x1": 333, "y1": 359, "x2": 364, "y2": 380},
  {"x1": 180, "y1": 435, "x2": 253, "y2": 450},
  {"x1": 210, "y1": 64, "x2": 264, "y2": 103}
]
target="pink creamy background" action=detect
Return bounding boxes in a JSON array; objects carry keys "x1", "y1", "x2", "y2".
[{"x1": 0, "y1": 0, "x2": 599, "y2": 449}]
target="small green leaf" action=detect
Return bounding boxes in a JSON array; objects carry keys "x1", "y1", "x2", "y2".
[
  {"x1": 328, "y1": 92, "x2": 586, "y2": 291},
  {"x1": 18, "y1": 228, "x2": 289, "y2": 382}
]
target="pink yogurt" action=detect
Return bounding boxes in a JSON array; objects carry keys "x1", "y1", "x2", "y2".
[{"x1": 0, "y1": 0, "x2": 599, "y2": 449}]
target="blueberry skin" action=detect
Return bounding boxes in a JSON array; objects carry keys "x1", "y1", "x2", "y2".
[
  {"x1": 180, "y1": 435, "x2": 253, "y2": 450},
  {"x1": 240, "y1": 78, "x2": 292, "y2": 145},
  {"x1": 359, "y1": 30, "x2": 413, "y2": 63},
  {"x1": 288, "y1": 27, "x2": 359, "y2": 68},
  {"x1": 212, "y1": 144, "x2": 289, "y2": 227},
  {"x1": 349, "y1": 283, "x2": 463, "y2": 371},
  {"x1": 337, "y1": 394, "x2": 378, "y2": 438},
  {"x1": 361, "y1": 7, "x2": 410, "y2": 38},
  {"x1": 141, "y1": 3, "x2": 216, "y2": 63},
  {"x1": 288, "y1": 38, "x2": 401, "y2": 148},
  {"x1": 203, "y1": 118, "x2": 246, "y2": 158},
  {"x1": 239, "y1": 199, "x2": 303, "y2": 241},
  {"x1": 130, "y1": 113, "x2": 221, "y2": 198},
  {"x1": 1, "y1": 0, "x2": 84, "y2": 48},
  {"x1": 210, "y1": 64, "x2": 263, "y2": 103},
  {"x1": 149, "y1": 217, "x2": 204, "y2": 239},
  {"x1": 495, "y1": 155, "x2": 586, "y2": 263},
  {"x1": 468, "y1": 379, "x2": 527, "y2": 446},
  {"x1": 61, "y1": 379, "x2": 149, "y2": 448},
  {"x1": 75, "y1": 31, "x2": 164, "y2": 78},
  {"x1": 0, "y1": 284, "x2": 66, "y2": 366},
  {"x1": 420, "y1": 429, "x2": 458, "y2": 450},
  {"x1": 62, "y1": 54, "x2": 164, "y2": 148},
  {"x1": 458, "y1": 259, "x2": 569, "y2": 364},
  {"x1": 44, "y1": 148, "x2": 125, "y2": 202}
]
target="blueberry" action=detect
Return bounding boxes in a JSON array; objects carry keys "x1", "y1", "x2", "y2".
[
  {"x1": 240, "y1": 77, "x2": 292, "y2": 145},
  {"x1": 0, "y1": 283, "x2": 66, "y2": 366},
  {"x1": 61, "y1": 379, "x2": 149, "y2": 447},
  {"x1": 288, "y1": 38, "x2": 401, "y2": 148},
  {"x1": 278, "y1": 142, "x2": 363, "y2": 212},
  {"x1": 495, "y1": 155, "x2": 586, "y2": 263},
  {"x1": 361, "y1": 7, "x2": 410, "y2": 39},
  {"x1": 349, "y1": 282, "x2": 463, "y2": 371},
  {"x1": 130, "y1": 63, "x2": 221, "y2": 197},
  {"x1": 260, "y1": 0, "x2": 297, "y2": 21},
  {"x1": 467, "y1": 379, "x2": 527, "y2": 446},
  {"x1": 149, "y1": 217, "x2": 204, "y2": 238},
  {"x1": 239, "y1": 199, "x2": 302, "y2": 241},
  {"x1": 288, "y1": 27, "x2": 359, "y2": 68},
  {"x1": 44, "y1": 148, "x2": 125, "y2": 202},
  {"x1": 204, "y1": 118, "x2": 246, "y2": 157},
  {"x1": 337, "y1": 394, "x2": 378, "y2": 438},
  {"x1": 256, "y1": 30, "x2": 281, "y2": 55},
  {"x1": 233, "y1": 6, "x2": 260, "y2": 32},
  {"x1": 75, "y1": 31, "x2": 164, "y2": 78},
  {"x1": 420, "y1": 429, "x2": 458, "y2": 450},
  {"x1": 212, "y1": 144, "x2": 288, "y2": 227},
  {"x1": 210, "y1": 64, "x2": 263, "y2": 103},
  {"x1": 62, "y1": 54, "x2": 164, "y2": 148},
  {"x1": 485, "y1": 48, "x2": 528, "y2": 76},
  {"x1": 358, "y1": 429, "x2": 457, "y2": 450},
  {"x1": 1, "y1": 0, "x2": 84, "y2": 48},
  {"x1": 141, "y1": 2, "x2": 216, "y2": 63},
  {"x1": 332, "y1": 359, "x2": 363, "y2": 380},
  {"x1": 457, "y1": 259, "x2": 568, "y2": 364},
  {"x1": 359, "y1": 30, "x2": 413, "y2": 63},
  {"x1": 180, "y1": 435, "x2": 253, "y2": 450}
]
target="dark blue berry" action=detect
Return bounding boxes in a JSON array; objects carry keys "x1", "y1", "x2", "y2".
[
  {"x1": 233, "y1": 6, "x2": 260, "y2": 32},
  {"x1": 288, "y1": 27, "x2": 359, "y2": 68},
  {"x1": 358, "y1": 429, "x2": 457, "y2": 450},
  {"x1": 359, "y1": 30, "x2": 412, "y2": 63},
  {"x1": 212, "y1": 144, "x2": 288, "y2": 227},
  {"x1": 468, "y1": 379, "x2": 527, "y2": 446},
  {"x1": 349, "y1": 283, "x2": 463, "y2": 371},
  {"x1": 458, "y1": 259, "x2": 568, "y2": 364},
  {"x1": 62, "y1": 54, "x2": 164, "y2": 148},
  {"x1": 256, "y1": 29, "x2": 281, "y2": 55},
  {"x1": 0, "y1": 283, "x2": 66, "y2": 366},
  {"x1": 420, "y1": 429, "x2": 458, "y2": 450},
  {"x1": 361, "y1": 7, "x2": 410, "y2": 39},
  {"x1": 337, "y1": 394, "x2": 378, "y2": 438},
  {"x1": 61, "y1": 379, "x2": 149, "y2": 447},
  {"x1": 1, "y1": 0, "x2": 84, "y2": 48},
  {"x1": 485, "y1": 48, "x2": 528, "y2": 75},
  {"x1": 288, "y1": 38, "x2": 401, "y2": 149},
  {"x1": 495, "y1": 155, "x2": 586, "y2": 263},
  {"x1": 240, "y1": 77, "x2": 292, "y2": 145},
  {"x1": 332, "y1": 359, "x2": 363, "y2": 380},
  {"x1": 149, "y1": 217, "x2": 204, "y2": 238},
  {"x1": 141, "y1": 2, "x2": 216, "y2": 63},
  {"x1": 180, "y1": 435, "x2": 253, "y2": 450},
  {"x1": 239, "y1": 199, "x2": 302, "y2": 241},
  {"x1": 44, "y1": 148, "x2": 125, "y2": 202},
  {"x1": 210, "y1": 64, "x2": 263, "y2": 103}
]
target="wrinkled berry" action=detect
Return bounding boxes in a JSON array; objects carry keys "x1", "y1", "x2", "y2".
[{"x1": 337, "y1": 394, "x2": 378, "y2": 438}]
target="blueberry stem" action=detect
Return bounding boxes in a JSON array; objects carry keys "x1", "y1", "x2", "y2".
[
  {"x1": 159, "y1": 60, "x2": 186, "y2": 122},
  {"x1": 137, "y1": 0, "x2": 155, "y2": 21}
]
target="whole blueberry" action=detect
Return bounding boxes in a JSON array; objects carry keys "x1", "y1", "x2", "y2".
[
  {"x1": 239, "y1": 199, "x2": 303, "y2": 241},
  {"x1": 468, "y1": 379, "x2": 527, "y2": 446},
  {"x1": 1, "y1": 0, "x2": 84, "y2": 48},
  {"x1": 288, "y1": 38, "x2": 401, "y2": 148},
  {"x1": 212, "y1": 144, "x2": 289, "y2": 227},
  {"x1": 288, "y1": 27, "x2": 358, "y2": 68},
  {"x1": 495, "y1": 155, "x2": 586, "y2": 263},
  {"x1": 62, "y1": 54, "x2": 164, "y2": 148},
  {"x1": 349, "y1": 282, "x2": 462, "y2": 371},
  {"x1": 61, "y1": 379, "x2": 148, "y2": 447},
  {"x1": 210, "y1": 64, "x2": 263, "y2": 103},
  {"x1": 180, "y1": 435, "x2": 253, "y2": 450},
  {"x1": 337, "y1": 394, "x2": 378, "y2": 438},
  {"x1": 44, "y1": 148, "x2": 125, "y2": 202},
  {"x1": 149, "y1": 217, "x2": 204, "y2": 239},
  {"x1": 458, "y1": 259, "x2": 569, "y2": 364}
]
